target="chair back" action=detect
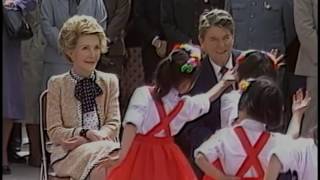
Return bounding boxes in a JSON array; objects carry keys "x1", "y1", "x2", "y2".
[{"x1": 39, "y1": 89, "x2": 49, "y2": 180}]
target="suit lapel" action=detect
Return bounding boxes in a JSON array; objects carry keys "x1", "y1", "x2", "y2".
[{"x1": 94, "y1": 73, "x2": 105, "y2": 128}]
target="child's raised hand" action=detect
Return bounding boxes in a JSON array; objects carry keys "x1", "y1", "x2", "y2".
[
  {"x1": 222, "y1": 68, "x2": 237, "y2": 82},
  {"x1": 292, "y1": 89, "x2": 311, "y2": 116},
  {"x1": 269, "y1": 49, "x2": 285, "y2": 66}
]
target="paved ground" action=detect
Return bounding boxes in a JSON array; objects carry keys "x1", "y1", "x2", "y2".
[
  {"x1": 3, "y1": 124, "x2": 40, "y2": 180},
  {"x1": 2, "y1": 163, "x2": 40, "y2": 180}
]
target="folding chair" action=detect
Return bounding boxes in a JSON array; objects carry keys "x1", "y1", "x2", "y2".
[
  {"x1": 39, "y1": 90, "x2": 70, "y2": 180},
  {"x1": 39, "y1": 89, "x2": 49, "y2": 180}
]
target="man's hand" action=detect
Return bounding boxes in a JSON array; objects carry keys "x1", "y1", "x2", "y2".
[{"x1": 155, "y1": 40, "x2": 167, "y2": 58}]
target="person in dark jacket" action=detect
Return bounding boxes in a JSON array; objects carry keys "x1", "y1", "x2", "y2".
[
  {"x1": 174, "y1": 9, "x2": 241, "y2": 178},
  {"x1": 161, "y1": 0, "x2": 226, "y2": 48}
]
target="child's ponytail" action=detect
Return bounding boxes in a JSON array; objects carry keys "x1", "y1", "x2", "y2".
[
  {"x1": 154, "y1": 58, "x2": 173, "y2": 98},
  {"x1": 153, "y1": 43, "x2": 202, "y2": 99}
]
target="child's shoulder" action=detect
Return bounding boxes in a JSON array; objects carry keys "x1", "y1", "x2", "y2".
[
  {"x1": 133, "y1": 85, "x2": 152, "y2": 95},
  {"x1": 208, "y1": 127, "x2": 234, "y2": 140},
  {"x1": 129, "y1": 85, "x2": 153, "y2": 105}
]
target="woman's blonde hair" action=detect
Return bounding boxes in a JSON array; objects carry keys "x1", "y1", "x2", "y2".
[{"x1": 58, "y1": 15, "x2": 108, "y2": 62}]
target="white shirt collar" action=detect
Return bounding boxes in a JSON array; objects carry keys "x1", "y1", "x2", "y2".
[
  {"x1": 163, "y1": 88, "x2": 181, "y2": 102},
  {"x1": 209, "y1": 54, "x2": 233, "y2": 81},
  {"x1": 235, "y1": 118, "x2": 266, "y2": 131}
]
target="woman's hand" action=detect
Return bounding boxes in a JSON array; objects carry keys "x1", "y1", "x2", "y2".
[
  {"x1": 4, "y1": 0, "x2": 15, "y2": 7},
  {"x1": 292, "y1": 88, "x2": 311, "y2": 116},
  {"x1": 61, "y1": 136, "x2": 87, "y2": 151},
  {"x1": 86, "y1": 130, "x2": 104, "y2": 142}
]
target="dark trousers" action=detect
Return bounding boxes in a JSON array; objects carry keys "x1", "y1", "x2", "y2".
[
  {"x1": 97, "y1": 54, "x2": 127, "y2": 115},
  {"x1": 8, "y1": 123, "x2": 22, "y2": 152},
  {"x1": 141, "y1": 45, "x2": 162, "y2": 84}
]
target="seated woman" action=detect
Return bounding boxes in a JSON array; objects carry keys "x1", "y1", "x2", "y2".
[{"x1": 46, "y1": 15, "x2": 120, "y2": 180}]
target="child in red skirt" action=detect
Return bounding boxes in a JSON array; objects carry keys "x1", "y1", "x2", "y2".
[{"x1": 106, "y1": 43, "x2": 236, "y2": 180}]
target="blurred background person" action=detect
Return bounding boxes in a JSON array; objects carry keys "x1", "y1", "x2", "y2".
[
  {"x1": 21, "y1": 0, "x2": 47, "y2": 167},
  {"x1": 161, "y1": 0, "x2": 226, "y2": 50},
  {"x1": 133, "y1": 0, "x2": 167, "y2": 84},
  {"x1": 99, "y1": 0, "x2": 131, "y2": 115},
  {"x1": 293, "y1": 0, "x2": 318, "y2": 136},
  {"x1": 2, "y1": 0, "x2": 36, "y2": 174}
]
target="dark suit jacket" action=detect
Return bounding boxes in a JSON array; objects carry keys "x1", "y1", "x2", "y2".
[
  {"x1": 175, "y1": 49, "x2": 241, "y2": 178},
  {"x1": 161, "y1": 0, "x2": 225, "y2": 45},
  {"x1": 103, "y1": 0, "x2": 130, "y2": 56},
  {"x1": 134, "y1": 0, "x2": 164, "y2": 46}
]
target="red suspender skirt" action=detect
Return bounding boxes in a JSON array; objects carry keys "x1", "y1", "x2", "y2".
[
  {"x1": 107, "y1": 89, "x2": 197, "y2": 180},
  {"x1": 202, "y1": 127, "x2": 270, "y2": 180}
]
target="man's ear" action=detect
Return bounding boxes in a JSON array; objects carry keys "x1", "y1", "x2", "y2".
[{"x1": 198, "y1": 35, "x2": 204, "y2": 49}]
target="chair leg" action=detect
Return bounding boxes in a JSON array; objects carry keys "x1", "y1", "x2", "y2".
[{"x1": 40, "y1": 163, "x2": 44, "y2": 180}]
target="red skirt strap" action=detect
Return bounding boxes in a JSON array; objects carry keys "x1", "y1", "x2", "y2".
[{"x1": 234, "y1": 127, "x2": 270, "y2": 177}]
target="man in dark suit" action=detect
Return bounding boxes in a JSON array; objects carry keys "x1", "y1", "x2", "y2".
[
  {"x1": 99, "y1": 0, "x2": 130, "y2": 114},
  {"x1": 161, "y1": 0, "x2": 225, "y2": 47},
  {"x1": 134, "y1": 0, "x2": 167, "y2": 84},
  {"x1": 174, "y1": 9, "x2": 241, "y2": 178}
]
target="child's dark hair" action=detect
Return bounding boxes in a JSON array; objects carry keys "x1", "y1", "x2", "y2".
[
  {"x1": 237, "y1": 50, "x2": 279, "y2": 81},
  {"x1": 238, "y1": 77, "x2": 284, "y2": 129},
  {"x1": 154, "y1": 44, "x2": 201, "y2": 98}
]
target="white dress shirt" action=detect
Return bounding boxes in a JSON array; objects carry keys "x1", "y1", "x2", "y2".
[
  {"x1": 209, "y1": 54, "x2": 233, "y2": 81},
  {"x1": 220, "y1": 90, "x2": 241, "y2": 128},
  {"x1": 123, "y1": 86, "x2": 211, "y2": 137}
]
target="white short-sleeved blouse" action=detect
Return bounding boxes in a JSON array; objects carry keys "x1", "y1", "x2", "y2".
[
  {"x1": 194, "y1": 119, "x2": 290, "y2": 177},
  {"x1": 270, "y1": 137, "x2": 318, "y2": 180},
  {"x1": 123, "y1": 86, "x2": 211, "y2": 137}
]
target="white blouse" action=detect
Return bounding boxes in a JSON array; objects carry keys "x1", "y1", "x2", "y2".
[
  {"x1": 220, "y1": 90, "x2": 241, "y2": 128},
  {"x1": 270, "y1": 137, "x2": 318, "y2": 180},
  {"x1": 123, "y1": 86, "x2": 211, "y2": 137},
  {"x1": 194, "y1": 119, "x2": 290, "y2": 177}
]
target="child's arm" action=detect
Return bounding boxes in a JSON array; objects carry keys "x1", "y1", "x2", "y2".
[
  {"x1": 286, "y1": 89, "x2": 311, "y2": 138},
  {"x1": 118, "y1": 123, "x2": 137, "y2": 161},
  {"x1": 264, "y1": 155, "x2": 283, "y2": 180},
  {"x1": 103, "y1": 123, "x2": 137, "y2": 169},
  {"x1": 205, "y1": 69, "x2": 236, "y2": 102},
  {"x1": 195, "y1": 153, "x2": 239, "y2": 180}
]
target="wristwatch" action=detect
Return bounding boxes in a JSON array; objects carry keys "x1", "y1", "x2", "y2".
[{"x1": 79, "y1": 128, "x2": 89, "y2": 138}]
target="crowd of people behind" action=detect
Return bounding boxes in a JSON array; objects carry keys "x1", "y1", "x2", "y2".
[{"x1": 2, "y1": 0, "x2": 317, "y2": 179}]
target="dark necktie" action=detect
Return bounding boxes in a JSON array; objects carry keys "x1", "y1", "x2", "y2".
[
  {"x1": 220, "y1": 66, "x2": 228, "y2": 79},
  {"x1": 220, "y1": 66, "x2": 234, "y2": 92}
]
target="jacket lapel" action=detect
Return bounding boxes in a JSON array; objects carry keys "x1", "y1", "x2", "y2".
[{"x1": 94, "y1": 73, "x2": 106, "y2": 128}]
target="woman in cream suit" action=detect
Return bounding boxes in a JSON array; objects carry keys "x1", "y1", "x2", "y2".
[{"x1": 46, "y1": 15, "x2": 120, "y2": 180}]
